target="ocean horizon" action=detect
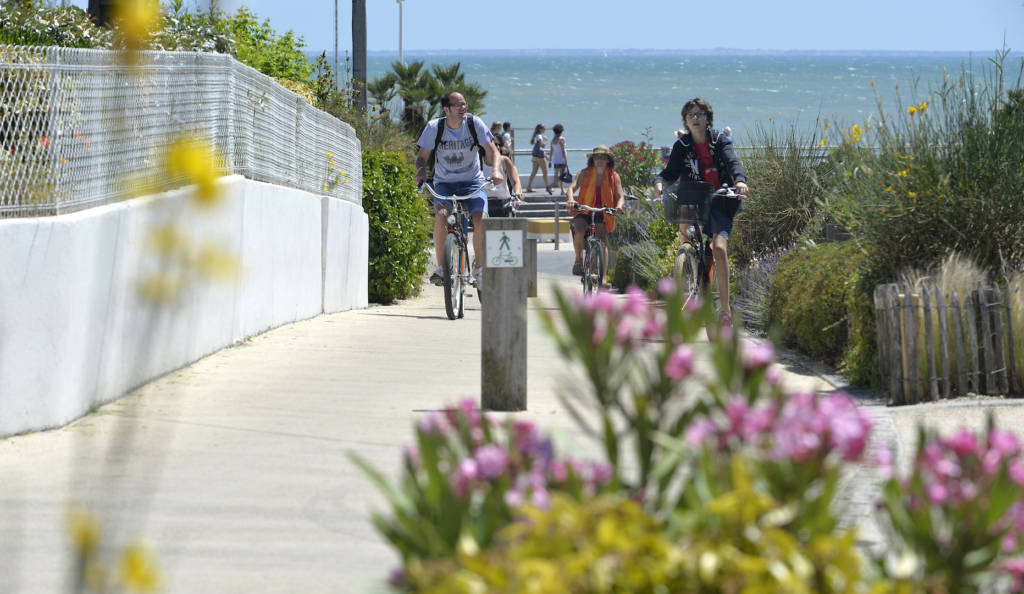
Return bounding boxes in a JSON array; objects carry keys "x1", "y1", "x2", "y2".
[{"x1": 313, "y1": 49, "x2": 1014, "y2": 172}]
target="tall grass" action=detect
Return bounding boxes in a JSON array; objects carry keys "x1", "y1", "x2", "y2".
[{"x1": 730, "y1": 121, "x2": 834, "y2": 268}]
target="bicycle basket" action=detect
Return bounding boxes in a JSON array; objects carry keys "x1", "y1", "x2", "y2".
[{"x1": 662, "y1": 182, "x2": 712, "y2": 224}]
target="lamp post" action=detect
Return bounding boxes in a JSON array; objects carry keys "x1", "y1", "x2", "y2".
[
  {"x1": 334, "y1": 0, "x2": 339, "y2": 88},
  {"x1": 396, "y1": 0, "x2": 405, "y2": 65}
]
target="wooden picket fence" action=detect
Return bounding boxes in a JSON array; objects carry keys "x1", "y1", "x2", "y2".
[{"x1": 873, "y1": 281, "x2": 1020, "y2": 405}]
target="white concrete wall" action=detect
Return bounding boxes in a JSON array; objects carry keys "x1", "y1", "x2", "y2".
[{"x1": 0, "y1": 175, "x2": 368, "y2": 437}]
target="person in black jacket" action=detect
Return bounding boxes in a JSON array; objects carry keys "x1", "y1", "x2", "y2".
[{"x1": 653, "y1": 97, "x2": 749, "y2": 331}]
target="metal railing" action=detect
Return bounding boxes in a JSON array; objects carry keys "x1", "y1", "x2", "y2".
[{"x1": 1, "y1": 45, "x2": 361, "y2": 218}]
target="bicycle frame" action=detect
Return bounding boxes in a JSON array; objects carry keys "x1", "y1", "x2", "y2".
[
  {"x1": 420, "y1": 182, "x2": 489, "y2": 320},
  {"x1": 574, "y1": 204, "x2": 616, "y2": 295}
]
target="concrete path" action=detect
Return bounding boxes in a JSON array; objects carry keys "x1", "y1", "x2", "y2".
[{"x1": 4, "y1": 243, "x2": 1020, "y2": 593}]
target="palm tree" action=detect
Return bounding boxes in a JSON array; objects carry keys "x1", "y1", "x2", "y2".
[
  {"x1": 366, "y1": 74, "x2": 398, "y2": 119},
  {"x1": 429, "y1": 63, "x2": 487, "y2": 116},
  {"x1": 391, "y1": 60, "x2": 437, "y2": 133}
]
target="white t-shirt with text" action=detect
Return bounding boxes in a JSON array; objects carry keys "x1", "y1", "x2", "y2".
[{"x1": 417, "y1": 115, "x2": 494, "y2": 184}]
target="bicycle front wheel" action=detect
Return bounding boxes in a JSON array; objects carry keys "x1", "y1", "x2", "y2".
[
  {"x1": 443, "y1": 234, "x2": 464, "y2": 320},
  {"x1": 582, "y1": 240, "x2": 604, "y2": 295},
  {"x1": 673, "y1": 243, "x2": 699, "y2": 308}
]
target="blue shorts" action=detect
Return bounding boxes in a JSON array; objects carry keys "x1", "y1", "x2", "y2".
[
  {"x1": 705, "y1": 196, "x2": 743, "y2": 240},
  {"x1": 433, "y1": 181, "x2": 488, "y2": 216}
]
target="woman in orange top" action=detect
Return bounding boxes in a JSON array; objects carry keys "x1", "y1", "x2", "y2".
[{"x1": 566, "y1": 145, "x2": 625, "y2": 277}]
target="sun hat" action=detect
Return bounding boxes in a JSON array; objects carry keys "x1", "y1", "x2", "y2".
[{"x1": 586, "y1": 145, "x2": 612, "y2": 159}]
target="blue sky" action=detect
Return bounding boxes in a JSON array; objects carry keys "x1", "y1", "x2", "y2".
[{"x1": 67, "y1": 0, "x2": 1023, "y2": 55}]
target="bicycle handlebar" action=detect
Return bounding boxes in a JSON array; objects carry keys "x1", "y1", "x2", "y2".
[
  {"x1": 573, "y1": 204, "x2": 618, "y2": 215},
  {"x1": 419, "y1": 179, "x2": 496, "y2": 201}
]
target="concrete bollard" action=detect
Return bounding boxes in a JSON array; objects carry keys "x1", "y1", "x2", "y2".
[
  {"x1": 526, "y1": 238, "x2": 538, "y2": 298},
  {"x1": 481, "y1": 217, "x2": 529, "y2": 411}
]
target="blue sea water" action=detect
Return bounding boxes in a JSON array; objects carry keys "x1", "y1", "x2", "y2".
[{"x1": 325, "y1": 51, "x2": 1003, "y2": 171}]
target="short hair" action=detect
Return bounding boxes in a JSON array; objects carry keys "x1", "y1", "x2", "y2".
[
  {"x1": 502, "y1": 121, "x2": 511, "y2": 131},
  {"x1": 552, "y1": 123, "x2": 564, "y2": 135},
  {"x1": 681, "y1": 97, "x2": 714, "y2": 127},
  {"x1": 440, "y1": 91, "x2": 463, "y2": 108}
]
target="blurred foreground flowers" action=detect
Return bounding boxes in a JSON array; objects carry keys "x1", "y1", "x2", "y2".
[{"x1": 355, "y1": 282, "x2": 1024, "y2": 593}]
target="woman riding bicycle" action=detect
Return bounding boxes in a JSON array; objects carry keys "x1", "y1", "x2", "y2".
[
  {"x1": 652, "y1": 97, "x2": 749, "y2": 331},
  {"x1": 566, "y1": 145, "x2": 625, "y2": 278}
]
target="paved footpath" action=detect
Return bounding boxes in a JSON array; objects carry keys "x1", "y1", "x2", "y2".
[{"x1": 2, "y1": 243, "x2": 1021, "y2": 593}]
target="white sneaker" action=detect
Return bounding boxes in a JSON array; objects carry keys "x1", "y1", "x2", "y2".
[{"x1": 429, "y1": 265, "x2": 444, "y2": 286}]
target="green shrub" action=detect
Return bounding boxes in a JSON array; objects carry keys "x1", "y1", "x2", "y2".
[
  {"x1": 362, "y1": 150, "x2": 431, "y2": 303},
  {"x1": 769, "y1": 241, "x2": 868, "y2": 366},
  {"x1": 226, "y1": 7, "x2": 312, "y2": 83},
  {"x1": 0, "y1": 2, "x2": 109, "y2": 47},
  {"x1": 607, "y1": 199, "x2": 676, "y2": 292}
]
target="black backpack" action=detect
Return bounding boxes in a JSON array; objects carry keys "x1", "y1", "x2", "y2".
[{"x1": 428, "y1": 114, "x2": 485, "y2": 180}]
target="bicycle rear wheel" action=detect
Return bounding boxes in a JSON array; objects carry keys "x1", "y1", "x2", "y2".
[
  {"x1": 673, "y1": 243, "x2": 700, "y2": 308},
  {"x1": 582, "y1": 240, "x2": 604, "y2": 295},
  {"x1": 443, "y1": 234, "x2": 464, "y2": 320}
]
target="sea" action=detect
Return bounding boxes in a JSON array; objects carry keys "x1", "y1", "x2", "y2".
[{"x1": 319, "y1": 50, "x2": 1010, "y2": 172}]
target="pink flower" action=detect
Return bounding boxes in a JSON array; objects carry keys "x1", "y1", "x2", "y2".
[
  {"x1": 419, "y1": 412, "x2": 445, "y2": 434},
  {"x1": 474, "y1": 444, "x2": 509, "y2": 479},
  {"x1": 584, "y1": 290, "x2": 615, "y2": 314},
  {"x1": 593, "y1": 317, "x2": 607, "y2": 344},
  {"x1": 589, "y1": 462, "x2": 613, "y2": 485},
  {"x1": 926, "y1": 482, "x2": 950, "y2": 505},
  {"x1": 549, "y1": 460, "x2": 567, "y2": 482},
  {"x1": 623, "y1": 286, "x2": 648, "y2": 317},
  {"x1": 504, "y1": 489, "x2": 524, "y2": 507},
  {"x1": 765, "y1": 366, "x2": 782, "y2": 385},
  {"x1": 403, "y1": 445, "x2": 421, "y2": 468},
  {"x1": 615, "y1": 318, "x2": 635, "y2": 346},
  {"x1": 641, "y1": 310, "x2": 666, "y2": 339},
  {"x1": 657, "y1": 277, "x2": 676, "y2": 297},
  {"x1": 990, "y1": 429, "x2": 1021, "y2": 457},
  {"x1": 685, "y1": 418, "x2": 717, "y2": 447},
  {"x1": 743, "y1": 341, "x2": 775, "y2": 368},
  {"x1": 999, "y1": 556, "x2": 1024, "y2": 591},
  {"x1": 1010, "y1": 459, "x2": 1024, "y2": 487},
  {"x1": 875, "y1": 447, "x2": 894, "y2": 479},
  {"x1": 664, "y1": 345, "x2": 694, "y2": 380},
  {"x1": 530, "y1": 487, "x2": 551, "y2": 509},
  {"x1": 946, "y1": 429, "x2": 979, "y2": 457}
]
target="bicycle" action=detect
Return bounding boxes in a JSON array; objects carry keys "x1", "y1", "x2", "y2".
[
  {"x1": 571, "y1": 203, "x2": 618, "y2": 295},
  {"x1": 661, "y1": 181, "x2": 743, "y2": 312},
  {"x1": 420, "y1": 181, "x2": 490, "y2": 320}
]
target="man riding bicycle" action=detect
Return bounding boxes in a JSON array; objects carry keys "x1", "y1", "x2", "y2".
[
  {"x1": 566, "y1": 145, "x2": 625, "y2": 280},
  {"x1": 652, "y1": 97, "x2": 749, "y2": 331},
  {"x1": 415, "y1": 91, "x2": 504, "y2": 289}
]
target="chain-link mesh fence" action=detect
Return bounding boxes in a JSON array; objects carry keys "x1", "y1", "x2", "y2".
[{"x1": 1, "y1": 45, "x2": 361, "y2": 218}]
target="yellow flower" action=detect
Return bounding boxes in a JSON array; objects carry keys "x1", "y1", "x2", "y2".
[
  {"x1": 195, "y1": 243, "x2": 240, "y2": 281},
  {"x1": 818, "y1": 138, "x2": 827, "y2": 147},
  {"x1": 164, "y1": 135, "x2": 225, "y2": 206},
  {"x1": 67, "y1": 505, "x2": 102, "y2": 555},
  {"x1": 897, "y1": 169, "x2": 909, "y2": 178},
  {"x1": 918, "y1": 101, "x2": 929, "y2": 112},
  {"x1": 113, "y1": 0, "x2": 160, "y2": 49},
  {"x1": 147, "y1": 225, "x2": 185, "y2": 257},
  {"x1": 849, "y1": 124, "x2": 864, "y2": 143},
  {"x1": 326, "y1": 152, "x2": 333, "y2": 158},
  {"x1": 119, "y1": 543, "x2": 161, "y2": 592},
  {"x1": 327, "y1": 164, "x2": 333, "y2": 170},
  {"x1": 323, "y1": 184, "x2": 328, "y2": 191},
  {"x1": 908, "y1": 191, "x2": 917, "y2": 197},
  {"x1": 138, "y1": 274, "x2": 184, "y2": 304},
  {"x1": 908, "y1": 105, "x2": 917, "y2": 115},
  {"x1": 885, "y1": 186, "x2": 896, "y2": 194}
]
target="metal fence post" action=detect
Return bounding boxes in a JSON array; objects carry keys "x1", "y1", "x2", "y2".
[
  {"x1": 553, "y1": 199, "x2": 560, "y2": 250},
  {"x1": 481, "y1": 217, "x2": 529, "y2": 411}
]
